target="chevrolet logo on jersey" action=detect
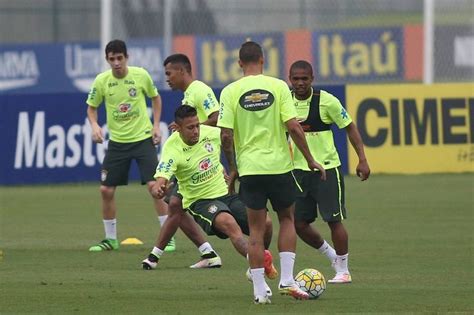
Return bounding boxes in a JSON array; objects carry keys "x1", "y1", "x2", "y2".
[
  {"x1": 239, "y1": 89, "x2": 274, "y2": 111},
  {"x1": 245, "y1": 92, "x2": 269, "y2": 103}
]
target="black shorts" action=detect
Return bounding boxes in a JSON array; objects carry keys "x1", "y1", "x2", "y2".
[
  {"x1": 188, "y1": 194, "x2": 249, "y2": 239},
  {"x1": 238, "y1": 171, "x2": 297, "y2": 211},
  {"x1": 101, "y1": 137, "x2": 157, "y2": 186},
  {"x1": 294, "y1": 167, "x2": 346, "y2": 223}
]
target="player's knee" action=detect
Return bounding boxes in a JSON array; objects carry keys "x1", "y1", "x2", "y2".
[
  {"x1": 215, "y1": 212, "x2": 240, "y2": 236},
  {"x1": 294, "y1": 219, "x2": 307, "y2": 231},
  {"x1": 168, "y1": 197, "x2": 183, "y2": 213},
  {"x1": 100, "y1": 185, "x2": 115, "y2": 199}
]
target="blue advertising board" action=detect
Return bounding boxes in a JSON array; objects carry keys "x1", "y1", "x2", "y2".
[
  {"x1": 0, "y1": 39, "x2": 165, "y2": 95},
  {"x1": 1, "y1": 86, "x2": 348, "y2": 185},
  {"x1": 313, "y1": 27, "x2": 404, "y2": 83}
]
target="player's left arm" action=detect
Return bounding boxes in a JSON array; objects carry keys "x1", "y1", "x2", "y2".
[
  {"x1": 201, "y1": 87, "x2": 220, "y2": 126},
  {"x1": 324, "y1": 92, "x2": 370, "y2": 181},
  {"x1": 346, "y1": 122, "x2": 370, "y2": 181},
  {"x1": 151, "y1": 94, "x2": 162, "y2": 144},
  {"x1": 142, "y1": 69, "x2": 162, "y2": 144},
  {"x1": 201, "y1": 111, "x2": 218, "y2": 126}
]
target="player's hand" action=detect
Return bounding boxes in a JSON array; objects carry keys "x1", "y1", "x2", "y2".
[
  {"x1": 91, "y1": 125, "x2": 104, "y2": 143},
  {"x1": 151, "y1": 183, "x2": 165, "y2": 199},
  {"x1": 356, "y1": 159, "x2": 370, "y2": 181},
  {"x1": 168, "y1": 121, "x2": 178, "y2": 132},
  {"x1": 308, "y1": 160, "x2": 327, "y2": 181},
  {"x1": 150, "y1": 180, "x2": 175, "y2": 199},
  {"x1": 152, "y1": 126, "x2": 162, "y2": 145},
  {"x1": 226, "y1": 170, "x2": 239, "y2": 194}
]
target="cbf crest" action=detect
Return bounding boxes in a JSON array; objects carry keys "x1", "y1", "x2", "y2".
[
  {"x1": 204, "y1": 142, "x2": 214, "y2": 152},
  {"x1": 129, "y1": 87, "x2": 137, "y2": 97},
  {"x1": 208, "y1": 204, "x2": 218, "y2": 214}
]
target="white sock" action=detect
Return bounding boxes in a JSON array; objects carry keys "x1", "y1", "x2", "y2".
[
  {"x1": 317, "y1": 240, "x2": 337, "y2": 263},
  {"x1": 158, "y1": 215, "x2": 168, "y2": 226},
  {"x1": 198, "y1": 242, "x2": 214, "y2": 255},
  {"x1": 152, "y1": 246, "x2": 164, "y2": 258},
  {"x1": 103, "y1": 219, "x2": 117, "y2": 240},
  {"x1": 251, "y1": 268, "x2": 267, "y2": 297},
  {"x1": 279, "y1": 251, "x2": 296, "y2": 286},
  {"x1": 334, "y1": 253, "x2": 349, "y2": 273}
]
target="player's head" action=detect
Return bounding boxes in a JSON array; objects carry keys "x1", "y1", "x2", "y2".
[
  {"x1": 175, "y1": 105, "x2": 200, "y2": 145},
  {"x1": 105, "y1": 40, "x2": 129, "y2": 78},
  {"x1": 163, "y1": 54, "x2": 192, "y2": 91},
  {"x1": 238, "y1": 41, "x2": 264, "y2": 69},
  {"x1": 289, "y1": 60, "x2": 314, "y2": 99}
]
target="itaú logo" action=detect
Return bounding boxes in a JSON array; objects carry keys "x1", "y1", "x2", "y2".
[{"x1": 0, "y1": 51, "x2": 39, "y2": 91}]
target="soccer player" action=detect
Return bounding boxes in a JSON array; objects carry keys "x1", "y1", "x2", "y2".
[
  {"x1": 288, "y1": 60, "x2": 370, "y2": 284},
  {"x1": 143, "y1": 106, "x2": 277, "y2": 296},
  {"x1": 85, "y1": 40, "x2": 212, "y2": 259},
  {"x1": 217, "y1": 41, "x2": 326, "y2": 304},
  {"x1": 147, "y1": 53, "x2": 223, "y2": 268},
  {"x1": 163, "y1": 53, "x2": 219, "y2": 129}
]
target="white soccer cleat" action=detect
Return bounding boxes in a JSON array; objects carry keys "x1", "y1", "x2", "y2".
[
  {"x1": 142, "y1": 257, "x2": 158, "y2": 270},
  {"x1": 246, "y1": 268, "x2": 273, "y2": 297},
  {"x1": 189, "y1": 254, "x2": 222, "y2": 269},
  {"x1": 328, "y1": 272, "x2": 352, "y2": 284},
  {"x1": 254, "y1": 295, "x2": 271, "y2": 305}
]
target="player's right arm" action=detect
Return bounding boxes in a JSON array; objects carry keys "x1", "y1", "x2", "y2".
[
  {"x1": 86, "y1": 78, "x2": 104, "y2": 143},
  {"x1": 150, "y1": 177, "x2": 169, "y2": 199},
  {"x1": 279, "y1": 81, "x2": 326, "y2": 180},
  {"x1": 151, "y1": 139, "x2": 179, "y2": 198},
  {"x1": 87, "y1": 106, "x2": 104, "y2": 143},
  {"x1": 217, "y1": 87, "x2": 238, "y2": 193}
]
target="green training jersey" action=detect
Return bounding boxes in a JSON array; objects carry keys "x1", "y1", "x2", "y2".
[
  {"x1": 292, "y1": 89, "x2": 352, "y2": 171},
  {"x1": 154, "y1": 125, "x2": 227, "y2": 208},
  {"x1": 86, "y1": 66, "x2": 159, "y2": 143},
  {"x1": 217, "y1": 74, "x2": 297, "y2": 176},
  {"x1": 182, "y1": 80, "x2": 219, "y2": 123}
]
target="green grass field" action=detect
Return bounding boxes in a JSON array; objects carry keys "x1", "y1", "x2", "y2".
[{"x1": 1, "y1": 174, "x2": 473, "y2": 314}]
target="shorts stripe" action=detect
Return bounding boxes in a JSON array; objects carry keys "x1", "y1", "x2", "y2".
[
  {"x1": 335, "y1": 167, "x2": 344, "y2": 221},
  {"x1": 188, "y1": 208, "x2": 213, "y2": 225},
  {"x1": 291, "y1": 170, "x2": 303, "y2": 193}
]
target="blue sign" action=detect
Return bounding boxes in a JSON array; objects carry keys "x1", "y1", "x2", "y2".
[
  {"x1": 1, "y1": 91, "x2": 182, "y2": 185},
  {"x1": 1, "y1": 85, "x2": 348, "y2": 185},
  {"x1": 313, "y1": 27, "x2": 404, "y2": 83},
  {"x1": 0, "y1": 39, "x2": 165, "y2": 95}
]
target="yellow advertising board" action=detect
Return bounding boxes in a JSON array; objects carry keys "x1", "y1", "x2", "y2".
[{"x1": 346, "y1": 83, "x2": 473, "y2": 173}]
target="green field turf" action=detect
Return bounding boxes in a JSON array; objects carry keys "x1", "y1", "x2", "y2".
[{"x1": 1, "y1": 174, "x2": 473, "y2": 314}]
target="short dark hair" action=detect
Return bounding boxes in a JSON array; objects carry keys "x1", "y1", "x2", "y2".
[
  {"x1": 105, "y1": 39, "x2": 128, "y2": 57},
  {"x1": 239, "y1": 41, "x2": 263, "y2": 64},
  {"x1": 289, "y1": 60, "x2": 313, "y2": 76},
  {"x1": 163, "y1": 54, "x2": 192, "y2": 74},
  {"x1": 175, "y1": 105, "x2": 197, "y2": 123}
]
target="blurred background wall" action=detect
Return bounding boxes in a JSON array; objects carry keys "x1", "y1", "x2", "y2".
[{"x1": 1, "y1": 0, "x2": 473, "y2": 184}]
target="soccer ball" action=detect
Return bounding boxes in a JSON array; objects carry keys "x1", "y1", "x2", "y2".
[{"x1": 294, "y1": 268, "x2": 326, "y2": 299}]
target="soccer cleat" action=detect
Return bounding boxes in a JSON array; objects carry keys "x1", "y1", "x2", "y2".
[
  {"x1": 328, "y1": 272, "x2": 352, "y2": 284},
  {"x1": 245, "y1": 268, "x2": 273, "y2": 297},
  {"x1": 254, "y1": 295, "x2": 271, "y2": 305},
  {"x1": 263, "y1": 250, "x2": 278, "y2": 279},
  {"x1": 189, "y1": 251, "x2": 222, "y2": 269},
  {"x1": 88, "y1": 239, "x2": 119, "y2": 252},
  {"x1": 142, "y1": 253, "x2": 159, "y2": 270},
  {"x1": 164, "y1": 236, "x2": 176, "y2": 252},
  {"x1": 278, "y1": 283, "x2": 310, "y2": 300}
]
